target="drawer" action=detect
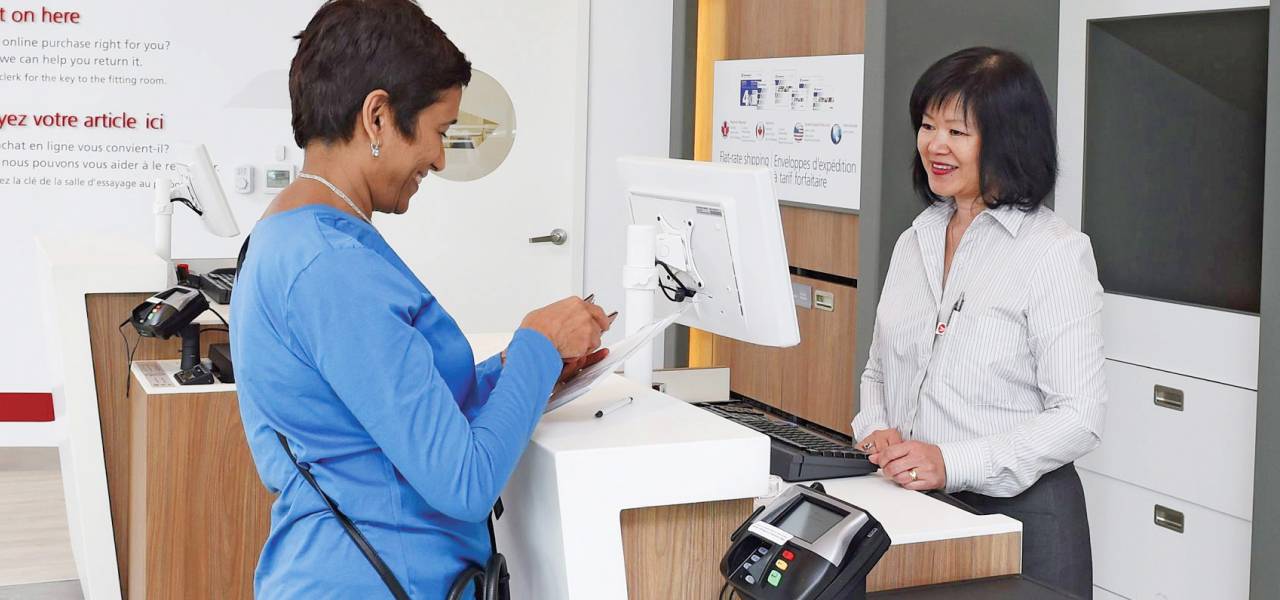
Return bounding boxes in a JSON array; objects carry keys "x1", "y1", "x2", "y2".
[
  {"x1": 1077, "y1": 360, "x2": 1256, "y2": 520},
  {"x1": 1093, "y1": 586, "x2": 1127, "y2": 600},
  {"x1": 1080, "y1": 469, "x2": 1251, "y2": 599},
  {"x1": 1101, "y1": 293, "x2": 1258, "y2": 390}
]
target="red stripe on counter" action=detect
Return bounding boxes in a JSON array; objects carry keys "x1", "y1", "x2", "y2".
[{"x1": 0, "y1": 393, "x2": 55, "y2": 422}]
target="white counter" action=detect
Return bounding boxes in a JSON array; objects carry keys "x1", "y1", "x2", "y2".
[
  {"x1": 38, "y1": 234, "x2": 170, "y2": 600},
  {"x1": 469, "y1": 333, "x2": 1020, "y2": 599},
  {"x1": 493, "y1": 373, "x2": 770, "y2": 599},
  {"x1": 778, "y1": 474, "x2": 1021, "y2": 545},
  {"x1": 130, "y1": 360, "x2": 236, "y2": 395}
]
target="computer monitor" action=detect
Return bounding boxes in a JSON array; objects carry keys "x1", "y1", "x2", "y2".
[{"x1": 617, "y1": 156, "x2": 799, "y2": 348}]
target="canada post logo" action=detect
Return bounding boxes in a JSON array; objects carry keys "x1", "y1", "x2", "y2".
[{"x1": 721, "y1": 121, "x2": 730, "y2": 138}]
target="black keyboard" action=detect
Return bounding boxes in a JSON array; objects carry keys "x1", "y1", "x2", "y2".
[
  {"x1": 698, "y1": 401, "x2": 878, "y2": 481},
  {"x1": 197, "y1": 268, "x2": 235, "y2": 304}
]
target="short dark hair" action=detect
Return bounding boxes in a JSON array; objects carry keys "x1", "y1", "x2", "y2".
[
  {"x1": 289, "y1": 0, "x2": 472, "y2": 148},
  {"x1": 909, "y1": 47, "x2": 1057, "y2": 211}
]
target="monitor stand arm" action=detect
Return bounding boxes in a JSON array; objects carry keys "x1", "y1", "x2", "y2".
[
  {"x1": 622, "y1": 224, "x2": 658, "y2": 387},
  {"x1": 153, "y1": 176, "x2": 175, "y2": 261}
]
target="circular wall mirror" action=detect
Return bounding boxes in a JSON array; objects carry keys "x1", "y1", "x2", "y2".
[{"x1": 436, "y1": 69, "x2": 516, "y2": 182}]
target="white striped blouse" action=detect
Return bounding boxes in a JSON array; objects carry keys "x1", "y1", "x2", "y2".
[{"x1": 853, "y1": 200, "x2": 1107, "y2": 497}]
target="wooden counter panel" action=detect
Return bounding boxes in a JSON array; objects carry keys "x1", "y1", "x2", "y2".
[
  {"x1": 128, "y1": 378, "x2": 271, "y2": 600},
  {"x1": 867, "y1": 532, "x2": 1022, "y2": 592},
  {"x1": 621, "y1": 498, "x2": 753, "y2": 600},
  {"x1": 86, "y1": 292, "x2": 230, "y2": 595}
]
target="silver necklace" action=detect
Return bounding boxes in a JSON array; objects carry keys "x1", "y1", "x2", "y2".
[{"x1": 298, "y1": 172, "x2": 372, "y2": 224}]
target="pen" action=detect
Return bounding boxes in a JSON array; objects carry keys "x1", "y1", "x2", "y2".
[
  {"x1": 594, "y1": 396, "x2": 633, "y2": 418},
  {"x1": 935, "y1": 292, "x2": 965, "y2": 336}
]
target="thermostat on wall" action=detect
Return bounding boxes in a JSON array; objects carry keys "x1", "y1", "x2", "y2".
[{"x1": 263, "y1": 165, "x2": 296, "y2": 195}]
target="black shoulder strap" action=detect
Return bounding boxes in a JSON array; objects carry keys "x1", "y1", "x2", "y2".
[
  {"x1": 235, "y1": 235, "x2": 251, "y2": 275},
  {"x1": 275, "y1": 431, "x2": 411, "y2": 600}
]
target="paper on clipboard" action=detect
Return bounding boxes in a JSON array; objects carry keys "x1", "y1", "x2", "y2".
[{"x1": 544, "y1": 306, "x2": 690, "y2": 413}]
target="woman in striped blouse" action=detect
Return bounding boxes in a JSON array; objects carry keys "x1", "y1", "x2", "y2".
[{"x1": 852, "y1": 47, "x2": 1106, "y2": 598}]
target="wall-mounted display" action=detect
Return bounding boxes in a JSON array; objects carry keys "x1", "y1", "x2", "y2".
[
  {"x1": 711, "y1": 54, "x2": 864, "y2": 211},
  {"x1": 1082, "y1": 9, "x2": 1267, "y2": 314}
]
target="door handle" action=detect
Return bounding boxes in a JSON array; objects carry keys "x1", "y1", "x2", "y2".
[{"x1": 529, "y1": 228, "x2": 568, "y2": 245}]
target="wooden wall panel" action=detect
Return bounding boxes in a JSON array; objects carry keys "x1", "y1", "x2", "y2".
[
  {"x1": 782, "y1": 207, "x2": 860, "y2": 279},
  {"x1": 724, "y1": 0, "x2": 867, "y2": 59},
  {"x1": 621, "y1": 498, "x2": 753, "y2": 600},
  {"x1": 86, "y1": 293, "x2": 231, "y2": 596},
  {"x1": 727, "y1": 337, "x2": 784, "y2": 410},
  {"x1": 782, "y1": 277, "x2": 857, "y2": 435},
  {"x1": 690, "y1": 0, "x2": 867, "y2": 436}
]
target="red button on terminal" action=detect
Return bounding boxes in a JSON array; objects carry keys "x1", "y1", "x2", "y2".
[{"x1": 782, "y1": 550, "x2": 795, "y2": 561}]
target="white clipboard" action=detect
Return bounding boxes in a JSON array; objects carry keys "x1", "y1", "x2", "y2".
[{"x1": 544, "y1": 307, "x2": 689, "y2": 413}]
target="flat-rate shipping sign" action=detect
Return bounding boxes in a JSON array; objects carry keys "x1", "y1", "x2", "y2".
[{"x1": 712, "y1": 54, "x2": 863, "y2": 211}]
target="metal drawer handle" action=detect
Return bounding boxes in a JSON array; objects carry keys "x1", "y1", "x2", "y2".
[
  {"x1": 1154, "y1": 505, "x2": 1184, "y2": 533},
  {"x1": 1153, "y1": 385, "x2": 1184, "y2": 412}
]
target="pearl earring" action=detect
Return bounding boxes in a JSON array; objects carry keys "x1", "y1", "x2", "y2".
[{"x1": 371, "y1": 143, "x2": 381, "y2": 158}]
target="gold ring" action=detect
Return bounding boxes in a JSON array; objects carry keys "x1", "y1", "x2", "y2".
[
  {"x1": 862, "y1": 441, "x2": 875, "y2": 451},
  {"x1": 909, "y1": 468, "x2": 918, "y2": 481}
]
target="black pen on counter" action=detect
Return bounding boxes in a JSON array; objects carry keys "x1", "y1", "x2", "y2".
[{"x1": 594, "y1": 396, "x2": 633, "y2": 419}]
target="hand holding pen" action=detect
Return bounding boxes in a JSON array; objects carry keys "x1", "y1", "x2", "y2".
[{"x1": 555, "y1": 293, "x2": 618, "y2": 384}]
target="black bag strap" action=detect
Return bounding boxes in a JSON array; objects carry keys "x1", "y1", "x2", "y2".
[{"x1": 276, "y1": 431, "x2": 412, "y2": 600}]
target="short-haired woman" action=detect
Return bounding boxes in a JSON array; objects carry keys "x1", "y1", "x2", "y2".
[
  {"x1": 231, "y1": 1, "x2": 610, "y2": 597},
  {"x1": 852, "y1": 47, "x2": 1106, "y2": 598}
]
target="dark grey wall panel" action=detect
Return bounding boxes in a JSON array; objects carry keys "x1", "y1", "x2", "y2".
[
  {"x1": 1083, "y1": 11, "x2": 1266, "y2": 314},
  {"x1": 1251, "y1": 6, "x2": 1280, "y2": 598},
  {"x1": 856, "y1": 0, "x2": 1060, "y2": 406}
]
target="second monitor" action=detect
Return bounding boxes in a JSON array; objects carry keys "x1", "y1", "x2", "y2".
[{"x1": 616, "y1": 156, "x2": 800, "y2": 349}]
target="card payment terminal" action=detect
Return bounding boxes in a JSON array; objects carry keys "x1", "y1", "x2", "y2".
[{"x1": 720, "y1": 483, "x2": 890, "y2": 600}]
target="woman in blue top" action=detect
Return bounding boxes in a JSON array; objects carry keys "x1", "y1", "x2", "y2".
[{"x1": 230, "y1": 1, "x2": 611, "y2": 597}]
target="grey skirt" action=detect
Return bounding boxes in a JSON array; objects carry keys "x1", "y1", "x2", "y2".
[{"x1": 950, "y1": 463, "x2": 1092, "y2": 599}]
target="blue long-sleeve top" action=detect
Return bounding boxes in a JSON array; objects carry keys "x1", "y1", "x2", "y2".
[{"x1": 229, "y1": 204, "x2": 561, "y2": 598}]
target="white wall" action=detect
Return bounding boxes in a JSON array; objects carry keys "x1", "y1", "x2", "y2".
[
  {"x1": 583, "y1": 0, "x2": 676, "y2": 353},
  {"x1": 0, "y1": 0, "x2": 669, "y2": 402},
  {"x1": 0, "y1": 1, "x2": 317, "y2": 395}
]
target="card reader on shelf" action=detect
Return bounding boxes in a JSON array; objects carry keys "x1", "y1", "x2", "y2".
[
  {"x1": 697, "y1": 400, "x2": 878, "y2": 481},
  {"x1": 720, "y1": 482, "x2": 890, "y2": 600}
]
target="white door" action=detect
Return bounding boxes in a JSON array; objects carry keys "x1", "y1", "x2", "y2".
[{"x1": 376, "y1": 0, "x2": 590, "y2": 335}]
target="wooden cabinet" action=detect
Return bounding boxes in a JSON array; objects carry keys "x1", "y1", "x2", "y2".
[
  {"x1": 709, "y1": 273, "x2": 858, "y2": 436},
  {"x1": 690, "y1": 0, "x2": 866, "y2": 434},
  {"x1": 781, "y1": 276, "x2": 857, "y2": 435}
]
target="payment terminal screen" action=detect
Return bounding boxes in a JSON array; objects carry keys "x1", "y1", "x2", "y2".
[{"x1": 776, "y1": 498, "x2": 845, "y2": 543}]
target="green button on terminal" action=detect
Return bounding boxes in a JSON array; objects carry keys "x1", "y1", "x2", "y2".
[{"x1": 767, "y1": 570, "x2": 782, "y2": 586}]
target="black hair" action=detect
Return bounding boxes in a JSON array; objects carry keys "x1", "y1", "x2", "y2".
[
  {"x1": 909, "y1": 47, "x2": 1057, "y2": 211},
  {"x1": 288, "y1": 0, "x2": 472, "y2": 148}
]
